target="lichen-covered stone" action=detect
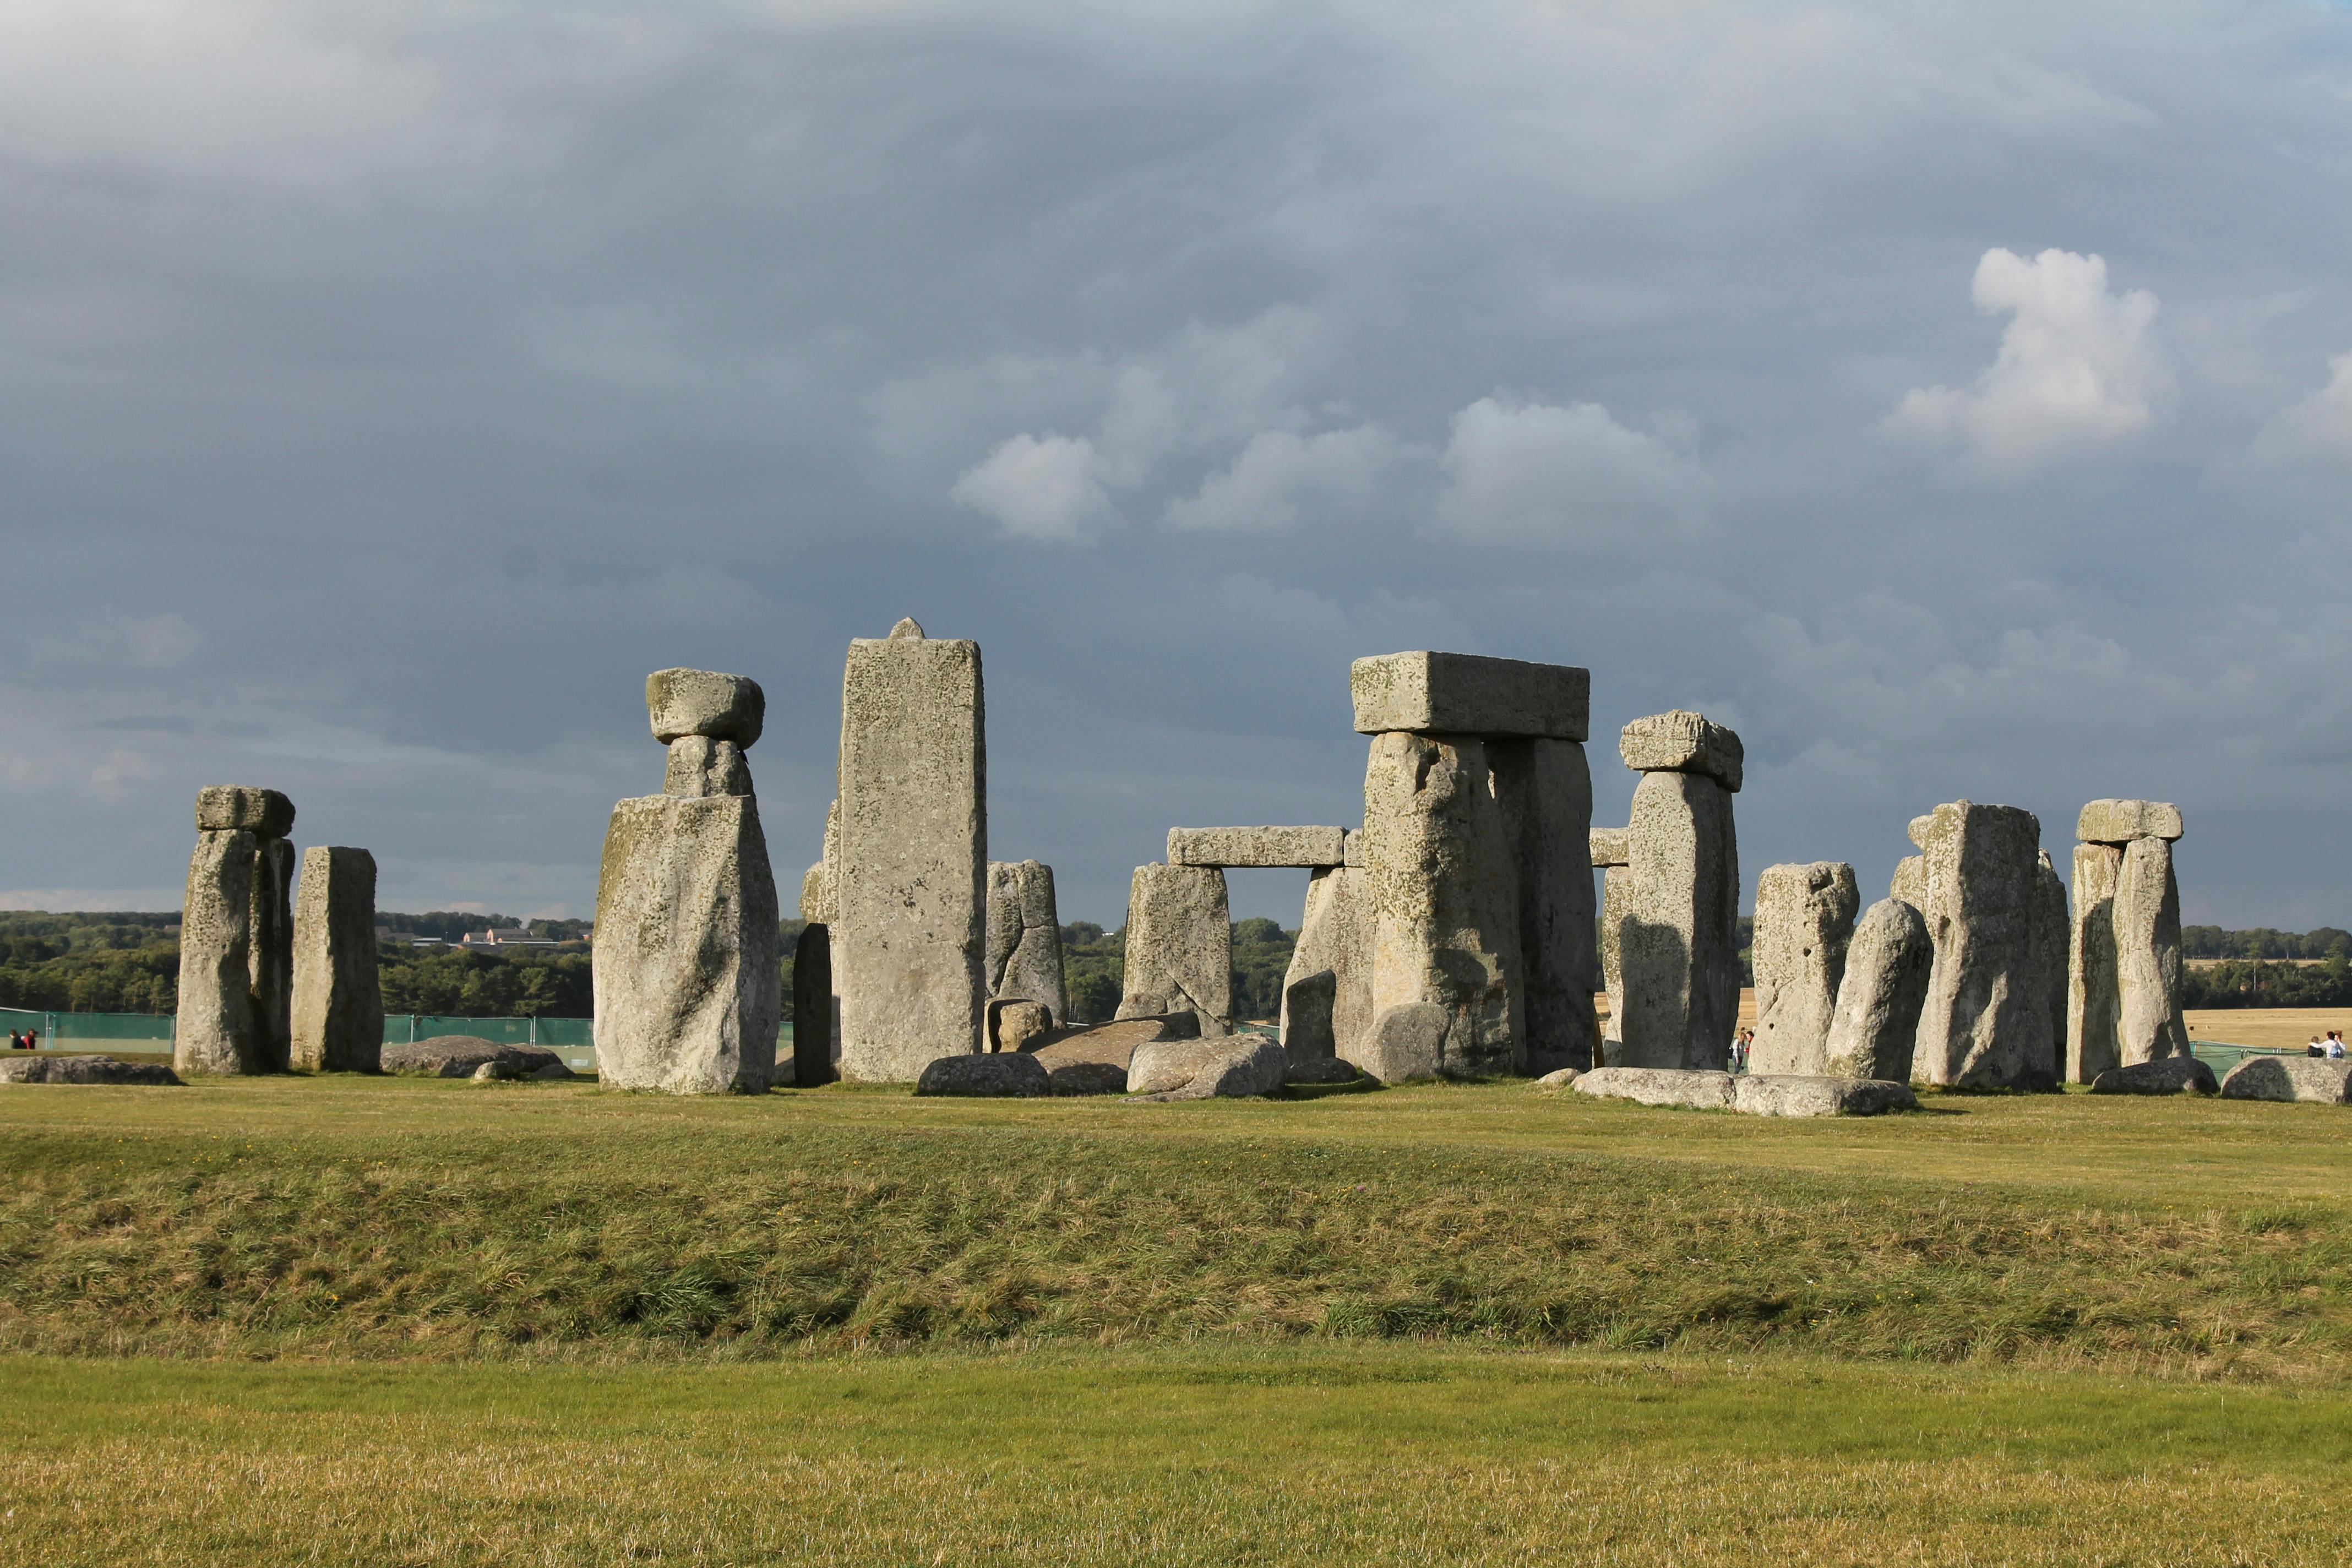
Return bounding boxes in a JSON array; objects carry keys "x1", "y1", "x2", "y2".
[
  {"x1": 2114, "y1": 836, "x2": 2190, "y2": 1066},
  {"x1": 1598, "y1": 864, "x2": 1630, "y2": 1057},
  {"x1": 1572, "y1": 1066, "x2": 1737, "y2": 1109},
  {"x1": 1125, "y1": 1035, "x2": 1288, "y2": 1099},
  {"x1": 2067, "y1": 841, "x2": 2124, "y2": 1084},
  {"x1": 1167, "y1": 826, "x2": 1348, "y2": 868},
  {"x1": 646, "y1": 668, "x2": 765, "y2": 747},
  {"x1": 1748, "y1": 861, "x2": 1859, "y2": 1076},
  {"x1": 1280, "y1": 966, "x2": 1339, "y2": 1063},
  {"x1": 2218, "y1": 1056, "x2": 2352, "y2": 1105},
  {"x1": 2032, "y1": 849, "x2": 2071, "y2": 1069},
  {"x1": 986, "y1": 860, "x2": 1066, "y2": 1026},
  {"x1": 663, "y1": 736, "x2": 753, "y2": 798},
  {"x1": 194, "y1": 785, "x2": 294, "y2": 838},
  {"x1": 289, "y1": 846, "x2": 382, "y2": 1072},
  {"x1": 800, "y1": 799, "x2": 842, "y2": 924},
  {"x1": 1349, "y1": 651, "x2": 1589, "y2": 740},
  {"x1": 1730, "y1": 1074, "x2": 1917, "y2": 1117},
  {"x1": 1490, "y1": 736, "x2": 1598, "y2": 1071},
  {"x1": 1588, "y1": 827, "x2": 1629, "y2": 867},
  {"x1": 1890, "y1": 855, "x2": 1926, "y2": 908},
  {"x1": 1615, "y1": 769, "x2": 1740, "y2": 1071},
  {"x1": 176, "y1": 828, "x2": 259, "y2": 1075},
  {"x1": 1618, "y1": 711, "x2": 1743, "y2": 792},
  {"x1": 380, "y1": 1037, "x2": 563, "y2": 1078},
  {"x1": 2090, "y1": 1056, "x2": 2218, "y2": 1096},
  {"x1": 1116, "y1": 863, "x2": 1232, "y2": 1034},
  {"x1": 1820, "y1": 897, "x2": 1932, "y2": 1081},
  {"x1": 2077, "y1": 799, "x2": 2184, "y2": 845},
  {"x1": 916, "y1": 1052, "x2": 1049, "y2": 1097},
  {"x1": 1287, "y1": 866, "x2": 1373, "y2": 1065},
  {"x1": 0, "y1": 1055, "x2": 182, "y2": 1086},
  {"x1": 987, "y1": 999, "x2": 1054, "y2": 1054},
  {"x1": 247, "y1": 835, "x2": 296, "y2": 1072},
  {"x1": 1910, "y1": 801, "x2": 2052, "y2": 1089}
]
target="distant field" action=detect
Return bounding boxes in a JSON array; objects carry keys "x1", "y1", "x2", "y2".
[{"x1": 2186, "y1": 1007, "x2": 2351, "y2": 1051}]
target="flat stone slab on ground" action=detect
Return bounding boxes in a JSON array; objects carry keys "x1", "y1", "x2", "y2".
[
  {"x1": 1349, "y1": 651, "x2": 1589, "y2": 740},
  {"x1": 2219, "y1": 1055, "x2": 2352, "y2": 1105},
  {"x1": 1534, "y1": 1066, "x2": 1581, "y2": 1087},
  {"x1": 1167, "y1": 826, "x2": 1348, "y2": 868},
  {"x1": 0, "y1": 1055, "x2": 183, "y2": 1086},
  {"x1": 1026, "y1": 1017, "x2": 1190, "y2": 1096},
  {"x1": 380, "y1": 1037, "x2": 564, "y2": 1079},
  {"x1": 914, "y1": 1053, "x2": 1050, "y2": 1097},
  {"x1": 1573, "y1": 1066, "x2": 1736, "y2": 1109},
  {"x1": 1730, "y1": 1074, "x2": 1918, "y2": 1117},
  {"x1": 1125, "y1": 1035, "x2": 1288, "y2": 1099},
  {"x1": 2089, "y1": 1056, "x2": 2218, "y2": 1095},
  {"x1": 1285, "y1": 1055, "x2": 1362, "y2": 1086}
]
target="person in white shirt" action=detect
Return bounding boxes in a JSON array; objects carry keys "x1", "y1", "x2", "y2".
[{"x1": 2329, "y1": 1032, "x2": 2347, "y2": 1060}]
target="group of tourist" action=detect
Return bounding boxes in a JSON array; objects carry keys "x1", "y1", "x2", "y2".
[
  {"x1": 2307, "y1": 1031, "x2": 2347, "y2": 1059},
  {"x1": 8, "y1": 1027, "x2": 38, "y2": 1050}
]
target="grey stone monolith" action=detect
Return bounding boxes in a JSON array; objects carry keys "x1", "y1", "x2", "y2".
[
  {"x1": 1280, "y1": 968, "x2": 1340, "y2": 1065},
  {"x1": 1820, "y1": 897, "x2": 1932, "y2": 1081},
  {"x1": 2067, "y1": 841, "x2": 2123, "y2": 1083},
  {"x1": 791, "y1": 923, "x2": 835, "y2": 1087},
  {"x1": 1349, "y1": 651, "x2": 1589, "y2": 739},
  {"x1": 176, "y1": 828, "x2": 259, "y2": 1075},
  {"x1": 1910, "y1": 801, "x2": 2052, "y2": 1088},
  {"x1": 1285, "y1": 865, "x2": 1373, "y2": 1063},
  {"x1": 1490, "y1": 736, "x2": 1598, "y2": 1071},
  {"x1": 835, "y1": 624, "x2": 987, "y2": 1081},
  {"x1": 986, "y1": 859, "x2": 1067, "y2": 1026},
  {"x1": 289, "y1": 846, "x2": 382, "y2": 1072},
  {"x1": 2031, "y1": 849, "x2": 2070, "y2": 1078},
  {"x1": 1363, "y1": 731, "x2": 1522, "y2": 1075},
  {"x1": 1116, "y1": 863, "x2": 1232, "y2": 1035},
  {"x1": 1598, "y1": 864, "x2": 1631, "y2": 1061},
  {"x1": 1167, "y1": 826, "x2": 1348, "y2": 868},
  {"x1": 195, "y1": 785, "x2": 295, "y2": 839},
  {"x1": 248, "y1": 835, "x2": 296, "y2": 1072},
  {"x1": 1615, "y1": 712, "x2": 1741, "y2": 1071},
  {"x1": 801, "y1": 798, "x2": 841, "y2": 925},
  {"x1": 1749, "y1": 861, "x2": 1859, "y2": 1076},
  {"x1": 2114, "y1": 836, "x2": 2190, "y2": 1065},
  {"x1": 594, "y1": 793, "x2": 781, "y2": 1093}
]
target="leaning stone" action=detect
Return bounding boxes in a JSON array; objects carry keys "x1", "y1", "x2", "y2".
[
  {"x1": 646, "y1": 668, "x2": 765, "y2": 747},
  {"x1": 1571, "y1": 1067, "x2": 1738, "y2": 1109},
  {"x1": 988, "y1": 999, "x2": 1054, "y2": 1054},
  {"x1": 1126, "y1": 1035, "x2": 1288, "y2": 1099},
  {"x1": 986, "y1": 860, "x2": 1067, "y2": 1026},
  {"x1": 1116, "y1": 863, "x2": 1233, "y2": 1034},
  {"x1": 248, "y1": 836, "x2": 296, "y2": 1073},
  {"x1": 176, "y1": 827, "x2": 259, "y2": 1075},
  {"x1": 915, "y1": 1053, "x2": 1050, "y2": 1097},
  {"x1": 1349, "y1": 651, "x2": 1589, "y2": 740},
  {"x1": 1286, "y1": 867, "x2": 1372, "y2": 1063},
  {"x1": 194, "y1": 785, "x2": 295, "y2": 838},
  {"x1": 835, "y1": 627, "x2": 987, "y2": 1081},
  {"x1": 2090, "y1": 1056, "x2": 2218, "y2": 1096},
  {"x1": 289, "y1": 846, "x2": 383, "y2": 1072},
  {"x1": 2077, "y1": 799, "x2": 2185, "y2": 845},
  {"x1": 790, "y1": 923, "x2": 836, "y2": 1086},
  {"x1": 1354, "y1": 1002, "x2": 1451, "y2": 1082},
  {"x1": 380, "y1": 1037, "x2": 563, "y2": 1078},
  {"x1": 2113, "y1": 837, "x2": 2190, "y2": 1066},
  {"x1": 1167, "y1": 825, "x2": 1349, "y2": 868},
  {"x1": 1618, "y1": 711, "x2": 1743, "y2": 792},
  {"x1": 1615, "y1": 766, "x2": 1740, "y2": 1071},
  {"x1": 1820, "y1": 898, "x2": 1932, "y2": 1081},
  {"x1": 2218, "y1": 1056, "x2": 2352, "y2": 1106},
  {"x1": 1280, "y1": 968, "x2": 1340, "y2": 1064},
  {"x1": 1588, "y1": 827, "x2": 1629, "y2": 867},
  {"x1": 1286, "y1": 1056, "x2": 1362, "y2": 1086},
  {"x1": 1910, "y1": 801, "x2": 2053, "y2": 1090},
  {"x1": 1748, "y1": 862, "x2": 1859, "y2": 1076},
  {"x1": 664, "y1": 736, "x2": 753, "y2": 798},
  {"x1": 1490, "y1": 736, "x2": 1598, "y2": 1070},
  {"x1": 593, "y1": 794, "x2": 782, "y2": 1094},
  {"x1": 2067, "y1": 841, "x2": 2124, "y2": 1084},
  {"x1": 1363, "y1": 732, "x2": 1522, "y2": 1074},
  {"x1": 1730, "y1": 1074, "x2": 1918, "y2": 1118},
  {"x1": 0, "y1": 1055, "x2": 183, "y2": 1086}
]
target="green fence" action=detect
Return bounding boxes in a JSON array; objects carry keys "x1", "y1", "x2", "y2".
[
  {"x1": 2191, "y1": 1041, "x2": 2299, "y2": 1078},
  {"x1": 0, "y1": 1007, "x2": 173, "y2": 1049}
]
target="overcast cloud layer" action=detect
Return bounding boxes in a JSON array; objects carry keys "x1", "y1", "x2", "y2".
[{"x1": 5, "y1": 1, "x2": 2350, "y2": 928}]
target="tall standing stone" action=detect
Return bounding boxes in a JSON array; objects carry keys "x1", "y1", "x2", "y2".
[
  {"x1": 2114, "y1": 836, "x2": 2190, "y2": 1065},
  {"x1": 2067, "y1": 801, "x2": 2187, "y2": 1080},
  {"x1": 986, "y1": 859, "x2": 1068, "y2": 1026},
  {"x1": 1362, "y1": 731, "x2": 1522, "y2": 1076},
  {"x1": 791, "y1": 923, "x2": 836, "y2": 1086},
  {"x1": 1489, "y1": 737, "x2": 1598, "y2": 1070},
  {"x1": 289, "y1": 846, "x2": 383, "y2": 1072},
  {"x1": 1821, "y1": 897, "x2": 1932, "y2": 1081},
  {"x1": 2066, "y1": 841, "x2": 2124, "y2": 1083},
  {"x1": 175, "y1": 827, "x2": 259, "y2": 1074},
  {"x1": 2030, "y1": 849, "x2": 2070, "y2": 1082},
  {"x1": 1590, "y1": 829, "x2": 1630, "y2": 1062},
  {"x1": 835, "y1": 620, "x2": 987, "y2": 1081},
  {"x1": 249, "y1": 837, "x2": 296, "y2": 1072},
  {"x1": 1284, "y1": 865, "x2": 1373, "y2": 1063},
  {"x1": 1117, "y1": 863, "x2": 1233, "y2": 1033},
  {"x1": 1910, "y1": 801, "x2": 2051, "y2": 1088},
  {"x1": 1748, "y1": 861, "x2": 1859, "y2": 1076},
  {"x1": 1615, "y1": 713, "x2": 1741, "y2": 1072}
]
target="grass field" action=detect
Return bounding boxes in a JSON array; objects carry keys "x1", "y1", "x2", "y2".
[
  {"x1": 2186, "y1": 1007, "x2": 2351, "y2": 1051},
  {"x1": 3, "y1": 1072, "x2": 2349, "y2": 1562}
]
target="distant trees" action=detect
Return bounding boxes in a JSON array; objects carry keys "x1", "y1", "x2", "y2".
[{"x1": 1052, "y1": 919, "x2": 1302, "y2": 1026}]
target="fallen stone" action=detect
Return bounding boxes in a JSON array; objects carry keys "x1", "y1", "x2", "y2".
[
  {"x1": 1748, "y1": 861, "x2": 1859, "y2": 1076},
  {"x1": 1615, "y1": 765, "x2": 1740, "y2": 1071},
  {"x1": 663, "y1": 736, "x2": 753, "y2": 798},
  {"x1": 646, "y1": 668, "x2": 765, "y2": 747},
  {"x1": 1028, "y1": 1018, "x2": 1183, "y2": 1095},
  {"x1": 1285, "y1": 866, "x2": 1372, "y2": 1062},
  {"x1": 290, "y1": 846, "x2": 383, "y2": 1073},
  {"x1": 194, "y1": 785, "x2": 295, "y2": 838},
  {"x1": 2077, "y1": 799, "x2": 2185, "y2": 845},
  {"x1": 1588, "y1": 827, "x2": 1629, "y2": 867},
  {"x1": 530, "y1": 1061, "x2": 579, "y2": 1081},
  {"x1": 1125, "y1": 1035, "x2": 1288, "y2": 1099},
  {"x1": 1730, "y1": 1074, "x2": 1917, "y2": 1117},
  {"x1": 1571, "y1": 1067, "x2": 1737, "y2": 1109},
  {"x1": 1490, "y1": 736, "x2": 1598, "y2": 1070},
  {"x1": 1618, "y1": 711, "x2": 1743, "y2": 792},
  {"x1": 1167, "y1": 825, "x2": 1349, "y2": 868},
  {"x1": 1354, "y1": 1002, "x2": 1451, "y2": 1082},
  {"x1": 986, "y1": 859, "x2": 1067, "y2": 1026},
  {"x1": 1910, "y1": 801, "x2": 2052, "y2": 1090},
  {"x1": 1820, "y1": 897, "x2": 1932, "y2": 1082},
  {"x1": 988, "y1": 998, "x2": 1054, "y2": 1054},
  {"x1": 471, "y1": 1061, "x2": 511, "y2": 1082},
  {"x1": 1116, "y1": 863, "x2": 1233, "y2": 1034},
  {"x1": 1286, "y1": 1055, "x2": 1362, "y2": 1086},
  {"x1": 381, "y1": 1037, "x2": 564, "y2": 1078},
  {"x1": 1349, "y1": 650, "x2": 1589, "y2": 740},
  {"x1": 1535, "y1": 1066, "x2": 1581, "y2": 1087},
  {"x1": 2218, "y1": 1056, "x2": 2352, "y2": 1105},
  {"x1": 176, "y1": 826, "x2": 260, "y2": 1075},
  {"x1": 248, "y1": 835, "x2": 296, "y2": 1073},
  {"x1": 2090, "y1": 1056, "x2": 2218, "y2": 1096},
  {"x1": 915, "y1": 1053, "x2": 1050, "y2": 1096},
  {"x1": 790, "y1": 923, "x2": 837, "y2": 1086},
  {"x1": 0, "y1": 1055, "x2": 182, "y2": 1086}
]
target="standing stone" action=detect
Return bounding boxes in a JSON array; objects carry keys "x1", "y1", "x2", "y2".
[
  {"x1": 1284, "y1": 865, "x2": 1373, "y2": 1063},
  {"x1": 1280, "y1": 968, "x2": 1340, "y2": 1064},
  {"x1": 1589, "y1": 829, "x2": 1630, "y2": 1062},
  {"x1": 1489, "y1": 737, "x2": 1598, "y2": 1070},
  {"x1": 288, "y1": 846, "x2": 383, "y2": 1072},
  {"x1": 1890, "y1": 855, "x2": 1927, "y2": 909},
  {"x1": 1910, "y1": 801, "x2": 2051, "y2": 1088},
  {"x1": 835, "y1": 623, "x2": 987, "y2": 1081},
  {"x1": 1820, "y1": 897, "x2": 1932, "y2": 1081},
  {"x1": 1615, "y1": 713, "x2": 1741, "y2": 1072},
  {"x1": 801, "y1": 798, "x2": 841, "y2": 926},
  {"x1": 175, "y1": 828, "x2": 259, "y2": 1075},
  {"x1": 1362, "y1": 731, "x2": 1522, "y2": 1076},
  {"x1": 1116, "y1": 863, "x2": 1233, "y2": 1035},
  {"x1": 791, "y1": 924, "x2": 835, "y2": 1087},
  {"x1": 664, "y1": 736, "x2": 753, "y2": 798},
  {"x1": 2030, "y1": 850, "x2": 2070, "y2": 1084},
  {"x1": 2067, "y1": 841, "x2": 2124, "y2": 1084},
  {"x1": 248, "y1": 836, "x2": 296, "y2": 1072},
  {"x1": 2114, "y1": 836, "x2": 2190, "y2": 1065},
  {"x1": 986, "y1": 860, "x2": 1068, "y2": 1026},
  {"x1": 1748, "y1": 862, "x2": 1859, "y2": 1076}
]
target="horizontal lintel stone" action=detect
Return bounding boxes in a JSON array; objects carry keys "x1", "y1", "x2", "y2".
[
  {"x1": 1618, "y1": 710, "x2": 1743, "y2": 792},
  {"x1": 2076, "y1": 798, "x2": 2184, "y2": 844},
  {"x1": 1349, "y1": 651, "x2": 1589, "y2": 741},
  {"x1": 1168, "y1": 826, "x2": 1349, "y2": 868}
]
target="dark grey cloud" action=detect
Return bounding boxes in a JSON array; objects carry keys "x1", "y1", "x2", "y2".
[{"x1": 4, "y1": 1, "x2": 2350, "y2": 927}]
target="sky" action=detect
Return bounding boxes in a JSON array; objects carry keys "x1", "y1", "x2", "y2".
[{"x1": 4, "y1": 1, "x2": 2350, "y2": 930}]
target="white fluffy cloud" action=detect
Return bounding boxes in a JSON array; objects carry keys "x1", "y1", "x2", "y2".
[
  {"x1": 1163, "y1": 425, "x2": 1397, "y2": 532},
  {"x1": 950, "y1": 432, "x2": 1114, "y2": 542},
  {"x1": 1885, "y1": 247, "x2": 2170, "y2": 476},
  {"x1": 1434, "y1": 396, "x2": 1709, "y2": 545},
  {"x1": 2255, "y1": 351, "x2": 2352, "y2": 464}
]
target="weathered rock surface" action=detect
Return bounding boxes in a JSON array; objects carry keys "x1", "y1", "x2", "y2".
[
  {"x1": 1342, "y1": 830, "x2": 1364, "y2": 868},
  {"x1": 1125, "y1": 1035, "x2": 1288, "y2": 1099},
  {"x1": 1286, "y1": 1055, "x2": 1362, "y2": 1086},
  {"x1": 988, "y1": 999, "x2": 1055, "y2": 1054},
  {"x1": 1117, "y1": 863, "x2": 1233, "y2": 1034},
  {"x1": 1572, "y1": 1067, "x2": 1737, "y2": 1109},
  {"x1": 1349, "y1": 651, "x2": 1589, "y2": 740},
  {"x1": 1490, "y1": 736, "x2": 1598, "y2": 1071},
  {"x1": 2077, "y1": 799, "x2": 2185, "y2": 845},
  {"x1": 2090, "y1": 1055, "x2": 2218, "y2": 1096},
  {"x1": 593, "y1": 794, "x2": 781, "y2": 1094},
  {"x1": 2032, "y1": 850, "x2": 2070, "y2": 1068},
  {"x1": 646, "y1": 668, "x2": 765, "y2": 746},
  {"x1": 1354, "y1": 1001, "x2": 1451, "y2": 1082},
  {"x1": 1167, "y1": 825, "x2": 1348, "y2": 868},
  {"x1": 1820, "y1": 897, "x2": 1932, "y2": 1081},
  {"x1": 799, "y1": 799, "x2": 841, "y2": 925},
  {"x1": 195, "y1": 785, "x2": 295, "y2": 838},
  {"x1": 1890, "y1": 855, "x2": 1926, "y2": 909},
  {"x1": 1588, "y1": 827, "x2": 1629, "y2": 867},
  {"x1": 1285, "y1": 866, "x2": 1372, "y2": 1064},
  {"x1": 986, "y1": 860, "x2": 1067, "y2": 1026},
  {"x1": 0, "y1": 1055, "x2": 183, "y2": 1086},
  {"x1": 2067, "y1": 841, "x2": 2124, "y2": 1084},
  {"x1": 176, "y1": 827, "x2": 259, "y2": 1075},
  {"x1": 915, "y1": 1052, "x2": 1050, "y2": 1097},
  {"x1": 1534, "y1": 1066, "x2": 1581, "y2": 1087},
  {"x1": 2114, "y1": 836, "x2": 2190, "y2": 1066},
  {"x1": 1363, "y1": 732, "x2": 1522, "y2": 1074},
  {"x1": 289, "y1": 846, "x2": 383, "y2": 1072},
  {"x1": 381, "y1": 1036, "x2": 564, "y2": 1078},
  {"x1": 1027, "y1": 1017, "x2": 1187, "y2": 1096},
  {"x1": 790, "y1": 922, "x2": 836, "y2": 1086},
  {"x1": 2218, "y1": 1055, "x2": 2352, "y2": 1105},
  {"x1": 836, "y1": 627, "x2": 987, "y2": 1081},
  {"x1": 1616, "y1": 767, "x2": 1740, "y2": 1071},
  {"x1": 1618, "y1": 711, "x2": 1744, "y2": 792},
  {"x1": 1910, "y1": 801, "x2": 2054, "y2": 1089},
  {"x1": 1598, "y1": 864, "x2": 1630, "y2": 1057},
  {"x1": 1279, "y1": 967, "x2": 1339, "y2": 1063},
  {"x1": 663, "y1": 736, "x2": 753, "y2": 798},
  {"x1": 248, "y1": 835, "x2": 296, "y2": 1073},
  {"x1": 1730, "y1": 1074, "x2": 1918, "y2": 1117},
  {"x1": 1748, "y1": 861, "x2": 1859, "y2": 1076}
]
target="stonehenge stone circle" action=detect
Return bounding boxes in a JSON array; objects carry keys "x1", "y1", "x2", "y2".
[
  {"x1": 1490, "y1": 736, "x2": 1599, "y2": 1070},
  {"x1": 1167, "y1": 825, "x2": 1348, "y2": 868},
  {"x1": 646, "y1": 668, "x2": 765, "y2": 747},
  {"x1": 288, "y1": 846, "x2": 383, "y2": 1072},
  {"x1": 1283, "y1": 865, "x2": 1372, "y2": 1061},
  {"x1": 1820, "y1": 897, "x2": 1932, "y2": 1081},
  {"x1": 1349, "y1": 651, "x2": 1589, "y2": 740},
  {"x1": 790, "y1": 923, "x2": 836, "y2": 1087},
  {"x1": 835, "y1": 623, "x2": 987, "y2": 1081},
  {"x1": 177, "y1": 826, "x2": 259, "y2": 1074},
  {"x1": 1615, "y1": 714, "x2": 1741, "y2": 1071},
  {"x1": 1910, "y1": 801, "x2": 2054, "y2": 1088},
  {"x1": 1116, "y1": 862, "x2": 1233, "y2": 1034},
  {"x1": 1362, "y1": 731, "x2": 1523, "y2": 1076},
  {"x1": 986, "y1": 859, "x2": 1068, "y2": 1026},
  {"x1": 2077, "y1": 799, "x2": 2184, "y2": 845},
  {"x1": 2067, "y1": 801, "x2": 2188, "y2": 1080},
  {"x1": 1748, "y1": 861, "x2": 1859, "y2": 1076}
]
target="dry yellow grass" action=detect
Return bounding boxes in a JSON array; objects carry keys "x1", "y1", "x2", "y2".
[{"x1": 2185, "y1": 1008, "x2": 2351, "y2": 1051}]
